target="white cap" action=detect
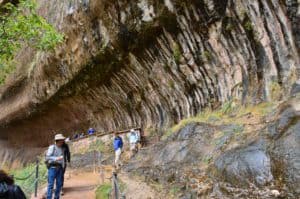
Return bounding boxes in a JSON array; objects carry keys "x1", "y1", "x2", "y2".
[{"x1": 54, "y1": 134, "x2": 66, "y2": 141}]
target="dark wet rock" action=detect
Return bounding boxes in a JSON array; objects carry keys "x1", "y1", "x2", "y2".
[
  {"x1": 215, "y1": 125, "x2": 244, "y2": 151},
  {"x1": 268, "y1": 106, "x2": 300, "y2": 139},
  {"x1": 214, "y1": 139, "x2": 273, "y2": 186},
  {"x1": 290, "y1": 80, "x2": 300, "y2": 96},
  {"x1": 270, "y1": 119, "x2": 300, "y2": 195}
]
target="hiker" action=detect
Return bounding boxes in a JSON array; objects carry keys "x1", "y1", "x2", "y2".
[
  {"x1": 79, "y1": 133, "x2": 84, "y2": 138},
  {"x1": 128, "y1": 129, "x2": 139, "y2": 158},
  {"x1": 45, "y1": 134, "x2": 66, "y2": 199},
  {"x1": 113, "y1": 132, "x2": 123, "y2": 169},
  {"x1": 0, "y1": 170, "x2": 26, "y2": 199},
  {"x1": 73, "y1": 133, "x2": 79, "y2": 140},
  {"x1": 61, "y1": 140, "x2": 71, "y2": 195},
  {"x1": 87, "y1": 127, "x2": 96, "y2": 135}
]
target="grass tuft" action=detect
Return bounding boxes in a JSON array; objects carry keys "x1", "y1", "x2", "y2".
[
  {"x1": 95, "y1": 183, "x2": 112, "y2": 199},
  {"x1": 162, "y1": 100, "x2": 275, "y2": 140}
]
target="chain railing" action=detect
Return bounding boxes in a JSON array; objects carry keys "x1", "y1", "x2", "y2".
[{"x1": 12, "y1": 160, "x2": 46, "y2": 197}]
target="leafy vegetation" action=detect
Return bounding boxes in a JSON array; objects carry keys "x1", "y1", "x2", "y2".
[
  {"x1": 269, "y1": 81, "x2": 283, "y2": 101},
  {"x1": 169, "y1": 185, "x2": 180, "y2": 196},
  {"x1": 0, "y1": 0, "x2": 64, "y2": 84},
  {"x1": 173, "y1": 42, "x2": 181, "y2": 64},
  {"x1": 10, "y1": 160, "x2": 48, "y2": 197},
  {"x1": 202, "y1": 50, "x2": 212, "y2": 61},
  {"x1": 95, "y1": 183, "x2": 112, "y2": 199}
]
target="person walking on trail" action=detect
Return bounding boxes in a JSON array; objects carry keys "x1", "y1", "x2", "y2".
[
  {"x1": 88, "y1": 127, "x2": 96, "y2": 135},
  {"x1": 0, "y1": 170, "x2": 26, "y2": 199},
  {"x1": 61, "y1": 140, "x2": 71, "y2": 195},
  {"x1": 128, "y1": 129, "x2": 139, "y2": 158},
  {"x1": 45, "y1": 134, "x2": 66, "y2": 199},
  {"x1": 113, "y1": 132, "x2": 123, "y2": 169}
]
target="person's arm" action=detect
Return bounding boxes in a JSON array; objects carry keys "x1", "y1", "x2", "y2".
[{"x1": 46, "y1": 145, "x2": 58, "y2": 162}]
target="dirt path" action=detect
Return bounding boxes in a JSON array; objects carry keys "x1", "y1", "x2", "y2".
[
  {"x1": 32, "y1": 165, "x2": 162, "y2": 199},
  {"x1": 32, "y1": 168, "x2": 110, "y2": 199},
  {"x1": 62, "y1": 171, "x2": 99, "y2": 199},
  {"x1": 119, "y1": 172, "x2": 164, "y2": 199}
]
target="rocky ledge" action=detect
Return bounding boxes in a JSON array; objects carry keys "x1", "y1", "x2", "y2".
[{"x1": 125, "y1": 94, "x2": 300, "y2": 198}]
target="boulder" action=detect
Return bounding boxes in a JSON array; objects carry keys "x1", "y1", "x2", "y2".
[
  {"x1": 214, "y1": 140, "x2": 273, "y2": 186},
  {"x1": 290, "y1": 80, "x2": 300, "y2": 96}
]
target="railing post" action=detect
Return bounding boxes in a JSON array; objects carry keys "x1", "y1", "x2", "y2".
[
  {"x1": 34, "y1": 159, "x2": 39, "y2": 197},
  {"x1": 112, "y1": 172, "x2": 119, "y2": 199}
]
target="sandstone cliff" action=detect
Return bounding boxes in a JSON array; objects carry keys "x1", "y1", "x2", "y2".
[{"x1": 0, "y1": 0, "x2": 299, "y2": 166}]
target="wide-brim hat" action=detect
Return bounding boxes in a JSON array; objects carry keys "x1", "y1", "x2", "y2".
[{"x1": 54, "y1": 134, "x2": 66, "y2": 141}]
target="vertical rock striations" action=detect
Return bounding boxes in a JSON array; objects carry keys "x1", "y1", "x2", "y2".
[{"x1": 0, "y1": 0, "x2": 299, "y2": 146}]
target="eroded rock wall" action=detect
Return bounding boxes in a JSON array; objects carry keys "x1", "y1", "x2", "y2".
[{"x1": 0, "y1": 0, "x2": 299, "y2": 148}]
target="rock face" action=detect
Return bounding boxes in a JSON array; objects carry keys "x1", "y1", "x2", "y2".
[
  {"x1": 214, "y1": 140, "x2": 273, "y2": 187},
  {"x1": 0, "y1": 0, "x2": 299, "y2": 149},
  {"x1": 124, "y1": 96, "x2": 300, "y2": 198}
]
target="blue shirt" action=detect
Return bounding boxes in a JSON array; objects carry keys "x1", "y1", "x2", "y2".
[
  {"x1": 88, "y1": 128, "x2": 96, "y2": 135},
  {"x1": 113, "y1": 136, "x2": 123, "y2": 150}
]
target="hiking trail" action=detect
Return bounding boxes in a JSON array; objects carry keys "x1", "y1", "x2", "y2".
[{"x1": 61, "y1": 171, "x2": 99, "y2": 199}]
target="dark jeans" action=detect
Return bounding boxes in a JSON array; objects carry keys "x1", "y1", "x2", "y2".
[
  {"x1": 62, "y1": 164, "x2": 67, "y2": 189},
  {"x1": 47, "y1": 166, "x2": 63, "y2": 199}
]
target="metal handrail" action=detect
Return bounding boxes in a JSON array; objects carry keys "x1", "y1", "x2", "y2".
[{"x1": 70, "y1": 127, "x2": 142, "y2": 143}]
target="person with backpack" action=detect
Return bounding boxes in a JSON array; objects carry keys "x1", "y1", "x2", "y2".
[
  {"x1": 61, "y1": 140, "x2": 71, "y2": 195},
  {"x1": 128, "y1": 129, "x2": 139, "y2": 158},
  {"x1": 45, "y1": 134, "x2": 66, "y2": 199},
  {"x1": 0, "y1": 170, "x2": 26, "y2": 199},
  {"x1": 113, "y1": 132, "x2": 123, "y2": 169}
]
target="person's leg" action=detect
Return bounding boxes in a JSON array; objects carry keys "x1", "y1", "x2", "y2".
[
  {"x1": 129, "y1": 144, "x2": 135, "y2": 158},
  {"x1": 54, "y1": 167, "x2": 63, "y2": 199},
  {"x1": 114, "y1": 150, "x2": 119, "y2": 167},
  {"x1": 62, "y1": 165, "x2": 66, "y2": 191},
  {"x1": 46, "y1": 168, "x2": 56, "y2": 199},
  {"x1": 115, "y1": 149, "x2": 121, "y2": 168}
]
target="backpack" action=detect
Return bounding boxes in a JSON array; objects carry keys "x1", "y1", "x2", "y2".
[
  {"x1": 45, "y1": 145, "x2": 56, "y2": 169},
  {"x1": 0, "y1": 183, "x2": 8, "y2": 198}
]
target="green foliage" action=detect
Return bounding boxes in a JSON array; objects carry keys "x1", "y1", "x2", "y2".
[
  {"x1": 0, "y1": 60, "x2": 15, "y2": 84},
  {"x1": 169, "y1": 185, "x2": 180, "y2": 196},
  {"x1": 244, "y1": 21, "x2": 253, "y2": 31},
  {"x1": 95, "y1": 183, "x2": 112, "y2": 199},
  {"x1": 11, "y1": 160, "x2": 48, "y2": 197},
  {"x1": 89, "y1": 139, "x2": 110, "y2": 153},
  {"x1": 0, "y1": 0, "x2": 64, "y2": 83},
  {"x1": 163, "y1": 100, "x2": 275, "y2": 140},
  {"x1": 202, "y1": 50, "x2": 212, "y2": 61},
  {"x1": 225, "y1": 22, "x2": 234, "y2": 31},
  {"x1": 202, "y1": 155, "x2": 213, "y2": 164},
  {"x1": 173, "y1": 42, "x2": 181, "y2": 64},
  {"x1": 269, "y1": 81, "x2": 282, "y2": 101}
]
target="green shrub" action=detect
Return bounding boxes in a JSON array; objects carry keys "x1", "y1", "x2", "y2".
[
  {"x1": 269, "y1": 81, "x2": 282, "y2": 101},
  {"x1": 173, "y1": 42, "x2": 181, "y2": 64},
  {"x1": 96, "y1": 183, "x2": 112, "y2": 199},
  {"x1": 11, "y1": 160, "x2": 48, "y2": 197},
  {"x1": 0, "y1": 0, "x2": 64, "y2": 84},
  {"x1": 202, "y1": 50, "x2": 212, "y2": 61},
  {"x1": 244, "y1": 21, "x2": 253, "y2": 31}
]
